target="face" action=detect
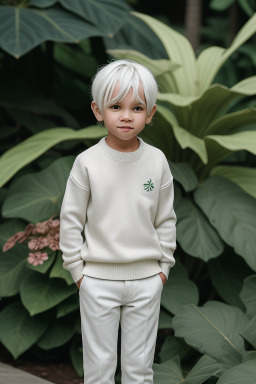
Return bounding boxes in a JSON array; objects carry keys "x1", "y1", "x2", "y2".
[{"x1": 91, "y1": 83, "x2": 157, "y2": 147}]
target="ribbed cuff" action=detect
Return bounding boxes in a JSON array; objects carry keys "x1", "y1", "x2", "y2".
[
  {"x1": 69, "y1": 262, "x2": 85, "y2": 283},
  {"x1": 158, "y1": 261, "x2": 174, "y2": 280}
]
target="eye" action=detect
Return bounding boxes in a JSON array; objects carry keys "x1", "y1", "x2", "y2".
[
  {"x1": 110, "y1": 105, "x2": 120, "y2": 110},
  {"x1": 133, "y1": 106, "x2": 143, "y2": 111}
]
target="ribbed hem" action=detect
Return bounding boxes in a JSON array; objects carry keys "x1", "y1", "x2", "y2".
[
  {"x1": 158, "y1": 261, "x2": 175, "y2": 280},
  {"x1": 82, "y1": 260, "x2": 162, "y2": 280},
  {"x1": 69, "y1": 262, "x2": 85, "y2": 283},
  {"x1": 98, "y1": 136, "x2": 145, "y2": 162}
]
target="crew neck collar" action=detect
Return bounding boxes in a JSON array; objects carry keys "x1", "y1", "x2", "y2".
[{"x1": 99, "y1": 136, "x2": 145, "y2": 162}]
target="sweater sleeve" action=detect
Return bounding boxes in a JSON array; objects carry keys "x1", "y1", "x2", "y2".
[
  {"x1": 154, "y1": 156, "x2": 177, "y2": 280},
  {"x1": 59, "y1": 156, "x2": 90, "y2": 283}
]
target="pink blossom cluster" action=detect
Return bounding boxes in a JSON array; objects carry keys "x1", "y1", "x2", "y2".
[{"x1": 3, "y1": 216, "x2": 60, "y2": 266}]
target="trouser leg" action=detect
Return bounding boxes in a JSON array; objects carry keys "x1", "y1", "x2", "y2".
[
  {"x1": 79, "y1": 276, "x2": 122, "y2": 384},
  {"x1": 120, "y1": 273, "x2": 163, "y2": 384}
]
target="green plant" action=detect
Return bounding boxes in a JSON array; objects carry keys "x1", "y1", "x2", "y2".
[
  {"x1": 0, "y1": 0, "x2": 130, "y2": 58},
  {"x1": 106, "y1": 10, "x2": 256, "y2": 383}
]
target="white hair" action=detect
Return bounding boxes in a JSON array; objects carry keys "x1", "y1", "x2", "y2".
[{"x1": 91, "y1": 59, "x2": 158, "y2": 115}]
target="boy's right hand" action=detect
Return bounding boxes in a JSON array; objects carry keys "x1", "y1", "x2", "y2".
[{"x1": 76, "y1": 275, "x2": 84, "y2": 290}]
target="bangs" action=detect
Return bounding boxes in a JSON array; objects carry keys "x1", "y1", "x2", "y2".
[{"x1": 104, "y1": 67, "x2": 145, "y2": 107}]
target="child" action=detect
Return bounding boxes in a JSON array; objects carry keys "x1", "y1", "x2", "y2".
[{"x1": 59, "y1": 59, "x2": 176, "y2": 384}]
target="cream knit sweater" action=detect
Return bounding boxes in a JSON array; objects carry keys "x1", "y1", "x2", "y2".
[{"x1": 59, "y1": 136, "x2": 176, "y2": 283}]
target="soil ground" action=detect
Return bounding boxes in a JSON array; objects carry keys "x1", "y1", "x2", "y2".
[
  {"x1": 0, "y1": 329, "x2": 170, "y2": 384},
  {"x1": 0, "y1": 343, "x2": 83, "y2": 384}
]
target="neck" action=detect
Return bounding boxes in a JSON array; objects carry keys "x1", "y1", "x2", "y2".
[{"x1": 105, "y1": 136, "x2": 140, "y2": 152}]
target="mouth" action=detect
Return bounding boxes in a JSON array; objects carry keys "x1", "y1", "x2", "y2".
[{"x1": 118, "y1": 127, "x2": 133, "y2": 129}]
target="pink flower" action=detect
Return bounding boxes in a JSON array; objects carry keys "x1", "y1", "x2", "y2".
[
  {"x1": 27, "y1": 252, "x2": 48, "y2": 266},
  {"x1": 35, "y1": 220, "x2": 49, "y2": 234}
]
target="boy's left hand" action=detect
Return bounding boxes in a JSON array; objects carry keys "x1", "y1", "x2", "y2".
[{"x1": 159, "y1": 272, "x2": 167, "y2": 286}]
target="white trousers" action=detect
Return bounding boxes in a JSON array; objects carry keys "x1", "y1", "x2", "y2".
[{"x1": 79, "y1": 273, "x2": 163, "y2": 384}]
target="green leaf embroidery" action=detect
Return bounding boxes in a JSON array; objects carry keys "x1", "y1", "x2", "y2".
[{"x1": 144, "y1": 179, "x2": 154, "y2": 192}]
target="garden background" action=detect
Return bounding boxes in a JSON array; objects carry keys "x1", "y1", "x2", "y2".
[{"x1": 0, "y1": 0, "x2": 256, "y2": 383}]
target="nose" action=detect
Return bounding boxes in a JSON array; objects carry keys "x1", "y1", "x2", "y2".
[{"x1": 120, "y1": 109, "x2": 133, "y2": 121}]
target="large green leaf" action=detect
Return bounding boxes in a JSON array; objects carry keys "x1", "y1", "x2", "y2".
[
  {"x1": 152, "y1": 355, "x2": 221, "y2": 384},
  {"x1": 0, "y1": 126, "x2": 107, "y2": 188},
  {"x1": 239, "y1": 275, "x2": 256, "y2": 319},
  {"x1": 208, "y1": 252, "x2": 251, "y2": 309},
  {"x1": 194, "y1": 176, "x2": 256, "y2": 271},
  {"x1": 159, "y1": 334, "x2": 190, "y2": 363},
  {"x1": 0, "y1": 244, "x2": 31, "y2": 297},
  {"x1": 131, "y1": 11, "x2": 198, "y2": 96},
  {"x1": 197, "y1": 13, "x2": 256, "y2": 92},
  {"x1": 157, "y1": 78, "x2": 256, "y2": 137},
  {"x1": 157, "y1": 104, "x2": 208, "y2": 163},
  {"x1": 70, "y1": 338, "x2": 83, "y2": 377},
  {"x1": 2, "y1": 156, "x2": 74, "y2": 222},
  {"x1": 205, "y1": 108, "x2": 256, "y2": 136},
  {"x1": 176, "y1": 197, "x2": 224, "y2": 261},
  {"x1": 211, "y1": 165, "x2": 256, "y2": 199},
  {"x1": 173, "y1": 301, "x2": 249, "y2": 369},
  {"x1": 0, "y1": 6, "x2": 105, "y2": 58},
  {"x1": 57, "y1": 294, "x2": 79, "y2": 318},
  {"x1": 161, "y1": 261, "x2": 199, "y2": 315},
  {"x1": 37, "y1": 315, "x2": 76, "y2": 349},
  {"x1": 50, "y1": 250, "x2": 74, "y2": 285},
  {"x1": 107, "y1": 48, "x2": 180, "y2": 92},
  {"x1": 241, "y1": 315, "x2": 256, "y2": 349},
  {"x1": 20, "y1": 273, "x2": 77, "y2": 315},
  {"x1": 26, "y1": 250, "x2": 56, "y2": 274},
  {"x1": 206, "y1": 130, "x2": 256, "y2": 167},
  {"x1": 169, "y1": 162, "x2": 198, "y2": 192},
  {"x1": 217, "y1": 360, "x2": 256, "y2": 384},
  {"x1": 103, "y1": 12, "x2": 168, "y2": 60},
  {"x1": 210, "y1": 0, "x2": 235, "y2": 11},
  {"x1": 158, "y1": 308, "x2": 173, "y2": 329},
  {"x1": 60, "y1": 0, "x2": 130, "y2": 36},
  {"x1": 0, "y1": 90, "x2": 79, "y2": 129},
  {"x1": 0, "y1": 219, "x2": 25, "y2": 249},
  {"x1": 0, "y1": 302, "x2": 48, "y2": 359}
]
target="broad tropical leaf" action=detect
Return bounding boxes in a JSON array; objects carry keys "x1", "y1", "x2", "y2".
[
  {"x1": 211, "y1": 165, "x2": 256, "y2": 199},
  {"x1": 20, "y1": 273, "x2": 77, "y2": 315},
  {"x1": 2, "y1": 156, "x2": 75, "y2": 222},
  {"x1": 217, "y1": 360, "x2": 256, "y2": 384},
  {"x1": 241, "y1": 315, "x2": 256, "y2": 349},
  {"x1": 157, "y1": 104, "x2": 208, "y2": 163},
  {"x1": 131, "y1": 11, "x2": 198, "y2": 96},
  {"x1": 37, "y1": 315, "x2": 76, "y2": 349},
  {"x1": 176, "y1": 197, "x2": 224, "y2": 261},
  {"x1": 59, "y1": 0, "x2": 130, "y2": 36},
  {"x1": 0, "y1": 302, "x2": 48, "y2": 359},
  {"x1": 208, "y1": 252, "x2": 251, "y2": 309},
  {"x1": 194, "y1": 176, "x2": 256, "y2": 271},
  {"x1": 0, "y1": 244, "x2": 30, "y2": 297},
  {"x1": 161, "y1": 261, "x2": 199, "y2": 315},
  {"x1": 159, "y1": 334, "x2": 190, "y2": 362},
  {"x1": 152, "y1": 355, "x2": 221, "y2": 384},
  {"x1": 169, "y1": 162, "x2": 198, "y2": 192},
  {"x1": 0, "y1": 126, "x2": 106, "y2": 188},
  {"x1": 173, "y1": 301, "x2": 249, "y2": 369},
  {"x1": 0, "y1": 6, "x2": 104, "y2": 58},
  {"x1": 239, "y1": 275, "x2": 256, "y2": 319},
  {"x1": 197, "y1": 13, "x2": 256, "y2": 92}
]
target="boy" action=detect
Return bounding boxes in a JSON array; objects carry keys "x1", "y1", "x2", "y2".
[{"x1": 59, "y1": 59, "x2": 176, "y2": 384}]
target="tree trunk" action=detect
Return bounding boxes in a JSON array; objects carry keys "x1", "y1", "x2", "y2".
[
  {"x1": 185, "y1": 0, "x2": 202, "y2": 51},
  {"x1": 228, "y1": 1, "x2": 238, "y2": 46}
]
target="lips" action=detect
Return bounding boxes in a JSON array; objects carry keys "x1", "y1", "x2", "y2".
[{"x1": 118, "y1": 127, "x2": 133, "y2": 129}]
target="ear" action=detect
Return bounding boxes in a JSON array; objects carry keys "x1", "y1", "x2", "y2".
[
  {"x1": 146, "y1": 104, "x2": 157, "y2": 124},
  {"x1": 91, "y1": 101, "x2": 104, "y2": 122}
]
